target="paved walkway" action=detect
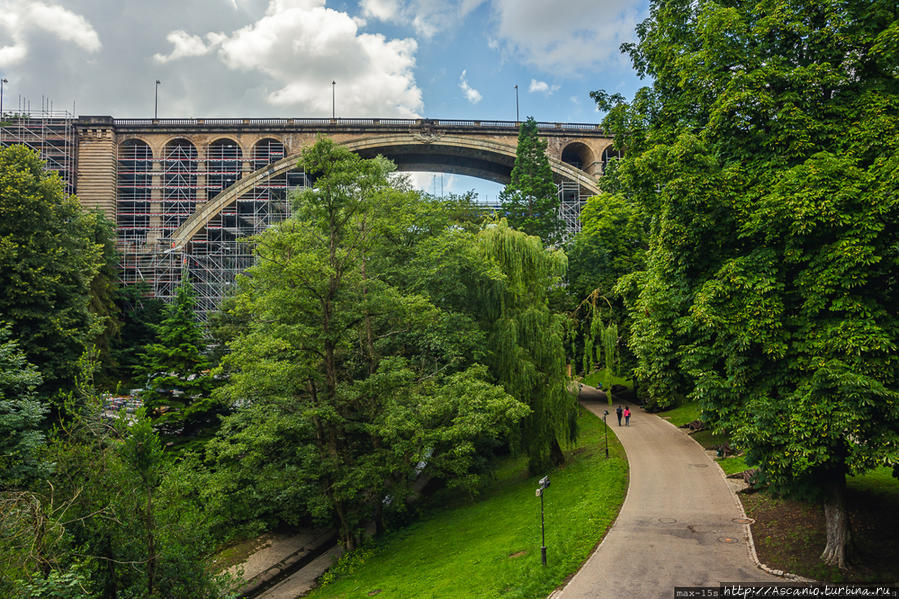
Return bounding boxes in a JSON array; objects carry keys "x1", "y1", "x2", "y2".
[{"x1": 554, "y1": 388, "x2": 779, "y2": 599}]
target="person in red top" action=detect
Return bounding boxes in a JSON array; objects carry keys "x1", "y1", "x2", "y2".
[{"x1": 623, "y1": 407, "x2": 631, "y2": 426}]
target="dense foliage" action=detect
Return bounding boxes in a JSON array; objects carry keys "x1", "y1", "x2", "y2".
[
  {"x1": 206, "y1": 140, "x2": 535, "y2": 549},
  {"x1": 0, "y1": 145, "x2": 111, "y2": 396},
  {"x1": 499, "y1": 117, "x2": 564, "y2": 246},
  {"x1": 595, "y1": 0, "x2": 899, "y2": 567},
  {"x1": 0, "y1": 146, "x2": 229, "y2": 597},
  {"x1": 137, "y1": 280, "x2": 216, "y2": 433},
  {"x1": 416, "y1": 220, "x2": 577, "y2": 472}
]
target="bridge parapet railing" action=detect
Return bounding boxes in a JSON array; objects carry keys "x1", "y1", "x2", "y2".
[{"x1": 102, "y1": 117, "x2": 603, "y2": 133}]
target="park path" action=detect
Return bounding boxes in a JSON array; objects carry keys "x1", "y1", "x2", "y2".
[{"x1": 553, "y1": 388, "x2": 779, "y2": 599}]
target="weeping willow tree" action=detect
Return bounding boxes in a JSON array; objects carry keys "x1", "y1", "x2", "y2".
[
  {"x1": 570, "y1": 290, "x2": 620, "y2": 390},
  {"x1": 475, "y1": 220, "x2": 575, "y2": 473}
]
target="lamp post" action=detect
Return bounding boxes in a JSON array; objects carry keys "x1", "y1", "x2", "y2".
[
  {"x1": 154, "y1": 80, "x2": 161, "y2": 119},
  {"x1": 603, "y1": 410, "x2": 610, "y2": 458},
  {"x1": 1, "y1": 78, "x2": 8, "y2": 118},
  {"x1": 514, "y1": 84, "x2": 519, "y2": 122},
  {"x1": 331, "y1": 80, "x2": 336, "y2": 119},
  {"x1": 536, "y1": 475, "x2": 550, "y2": 566}
]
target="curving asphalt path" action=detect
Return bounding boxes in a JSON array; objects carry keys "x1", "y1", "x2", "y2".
[{"x1": 554, "y1": 387, "x2": 780, "y2": 599}]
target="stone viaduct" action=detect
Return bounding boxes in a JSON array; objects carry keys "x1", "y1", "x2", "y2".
[{"x1": 15, "y1": 115, "x2": 614, "y2": 315}]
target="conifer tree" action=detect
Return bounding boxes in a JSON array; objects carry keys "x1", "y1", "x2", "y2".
[
  {"x1": 499, "y1": 117, "x2": 563, "y2": 245},
  {"x1": 137, "y1": 280, "x2": 213, "y2": 431}
]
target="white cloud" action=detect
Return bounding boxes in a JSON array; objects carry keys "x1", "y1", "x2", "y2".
[
  {"x1": 528, "y1": 79, "x2": 559, "y2": 95},
  {"x1": 361, "y1": 0, "x2": 486, "y2": 38},
  {"x1": 458, "y1": 69, "x2": 481, "y2": 104},
  {"x1": 360, "y1": 0, "x2": 401, "y2": 21},
  {"x1": 156, "y1": 0, "x2": 423, "y2": 117},
  {"x1": 153, "y1": 31, "x2": 219, "y2": 63},
  {"x1": 489, "y1": 0, "x2": 640, "y2": 73},
  {"x1": 0, "y1": 1, "x2": 100, "y2": 66}
]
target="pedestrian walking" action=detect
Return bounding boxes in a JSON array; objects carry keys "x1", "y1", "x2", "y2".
[
  {"x1": 616, "y1": 405, "x2": 623, "y2": 426},
  {"x1": 624, "y1": 407, "x2": 631, "y2": 427}
]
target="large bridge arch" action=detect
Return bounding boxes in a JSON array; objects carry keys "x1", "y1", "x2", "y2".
[{"x1": 171, "y1": 133, "x2": 600, "y2": 250}]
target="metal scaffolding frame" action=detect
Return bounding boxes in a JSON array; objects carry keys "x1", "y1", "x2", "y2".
[
  {"x1": 5, "y1": 111, "x2": 602, "y2": 318},
  {"x1": 558, "y1": 180, "x2": 589, "y2": 239},
  {"x1": 115, "y1": 137, "x2": 302, "y2": 319},
  {"x1": 0, "y1": 109, "x2": 77, "y2": 194}
]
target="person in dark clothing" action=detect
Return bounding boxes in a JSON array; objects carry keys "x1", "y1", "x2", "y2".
[{"x1": 616, "y1": 405, "x2": 623, "y2": 426}]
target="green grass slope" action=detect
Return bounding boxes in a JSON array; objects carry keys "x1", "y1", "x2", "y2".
[{"x1": 309, "y1": 406, "x2": 628, "y2": 599}]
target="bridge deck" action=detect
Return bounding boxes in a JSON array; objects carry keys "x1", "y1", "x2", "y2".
[{"x1": 78, "y1": 116, "x2": 606, "y2": 136}]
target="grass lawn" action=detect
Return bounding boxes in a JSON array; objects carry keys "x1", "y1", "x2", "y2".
[
  {"x1": 742, "y1": 467, "x2": 899, "y2": 582},
  {"x1": 307, "y1": 407, "x2": 628, "y2": 599},
  {"x1": 655, "y1": 401, "x2": 700, "y2": 428},
  {"x1": 582, "y1": 368, "x2": 631, "y2": 391},
  {"x1": 716, "y1": 456, "x2": 749, "y2": 476}
]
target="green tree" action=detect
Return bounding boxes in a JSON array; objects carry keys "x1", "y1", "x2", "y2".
[
  {"x1": 599, "y1": 0, "x2": 899, "y2": 567},
  {"x1": 0, "y1": 145, "x2": 106, "y2": 396},
  {"x1": 110, "y1": 283, "x2": 165, "y2": 387},
  {"x1": 137, "y1": 280, "x2": 214, "y2": 433},
  {"x1": 1, "y1": 352, "x2": 230, "y2": 599},
  {"x1": 209, "y1": 139, "x2": 528, "y2": 548},
  {"x1": 499, "y1": 117, "x2": 563, "y2": 245},
  {"x1": 0, "y1": 326, "x2": 47, "y2": 489},
  {"x1": 85, "y1": 212, "x2": 123, "y2": 389},
  {"x1": 415, "y1": 220, "x2": 576, "y2": 472},
  {"x1": 566, "y1": 191, "x2": 648, "y2": 382}
]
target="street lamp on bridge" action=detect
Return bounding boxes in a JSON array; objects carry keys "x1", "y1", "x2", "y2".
[
  {"x1": 514, "y1": 84, "x2": 519, "y2": 122},
  {"x1": 154, "y1": 80, "x2": 161, "y2": 119},
  {"x1": 1, "y1": 78, "x2": 8, "y2": 118}
]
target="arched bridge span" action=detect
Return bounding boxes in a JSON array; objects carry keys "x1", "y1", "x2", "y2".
[{"x1": 171, "y1": 133, "x2": 601, "y2": 250}]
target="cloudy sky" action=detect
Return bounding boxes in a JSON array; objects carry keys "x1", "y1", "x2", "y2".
[{"x1": 1, "y1": 0, "x2": 649, "y2": 197}]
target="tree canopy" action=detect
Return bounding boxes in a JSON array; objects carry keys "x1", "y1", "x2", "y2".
[
  {"x1": 499, "y1": 117, "x2": 563, "y2": 245},
  {"x1": 208, "y1": 139, "x2": 529, "y2": 548},
  {"x1": 0, "y1": 145, "x2": 110, "y2": 396},
  {"x1": 595, "y1": 0, "x2": 899, "y2": 567}
]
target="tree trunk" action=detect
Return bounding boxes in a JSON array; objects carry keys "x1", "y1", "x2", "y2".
[
  {"x1": 820, "y1": 469, "x2": 852, "y2": 569},
  {"x1": 146, "y1": 486, "x2": 157, "y2": 596},
  {"x1": 550, "y1": 436, "x2": 565, "y2": 466}
]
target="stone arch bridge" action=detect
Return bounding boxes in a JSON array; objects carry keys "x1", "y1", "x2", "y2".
[{"x1": 72, "y1": 116, "x2": 613, "y2": 316}]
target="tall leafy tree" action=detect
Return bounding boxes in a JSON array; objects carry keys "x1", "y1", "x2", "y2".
[
  {"x1": 415, "y1": 220, "x2": 576, "y2": 472},
  {"x1": 0, "y1": 145, "x2": 106, "y2": 396},
  {"x1": 499, "y1": 117, "x2": 563, "y2": 245},
  {"x1": 599, "y1": 0, "x2": 899, "y2": 567},
  {"x1": 208, "y1": 139, "x2": 528, "y2": 548}
]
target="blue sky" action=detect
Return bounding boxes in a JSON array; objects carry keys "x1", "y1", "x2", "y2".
[{"x1": 0, "y1": 0, "x2": 650, "y2": 197}]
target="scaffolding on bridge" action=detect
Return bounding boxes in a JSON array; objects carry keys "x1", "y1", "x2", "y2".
[
  {"x1": 0, "y1": 109, "x2": 77, "y2": 195},
  {"x1": 117, "y1": 137, "x2": 305, "y2": 319},
  {"x1": 4, "y1": 111, "x2": 598, "y2": 319},
  {"x1": 558, "y1": 180, "x2": 588, "y2": 238}
]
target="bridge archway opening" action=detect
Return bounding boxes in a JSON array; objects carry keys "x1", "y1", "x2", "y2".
[
  {"x1": 561, "y1": 142, "x2": 593, "y2": 171},
  {"x1": 401, "y1": 171, "x2": 505, "y2": 205},
  {"x1": 253, "y1": 138, "x2": 285, "y2": 167},
  {"x1": 117, "y1": 139, "x2": 154, "y2": 286},
  {"x1": 354, "y1": 144, "x2": 515, "y2": 186},
  {"x1": 207, "y1": 138, "x2": 242, "y2": 194},
  {"x1": 170, "y1": 134, "x2": 600, "y2": 318}
]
